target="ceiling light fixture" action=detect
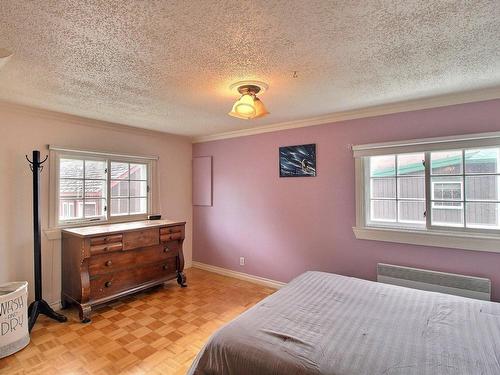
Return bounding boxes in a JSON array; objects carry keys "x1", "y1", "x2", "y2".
[
  {"x1": 0, "y1": 48, "x2": 13, "y2": 70},
  {"x1": 228, "y1": 80, "x2": 269, "y2": 120}
]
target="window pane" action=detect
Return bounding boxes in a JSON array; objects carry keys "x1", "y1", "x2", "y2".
[
  {"x1": 370, "y1": 155, "x2": 395, "y2": 177},
  {"x1": 84, "y1": 199, "x2": 106, "y2": 218},
  {"x1": 398, "y1": 201, "x2": 426, "y2": 224},
  {"x1": 59, "y1": 199, "x2": 83, "y2": 220},
  {"x1": 84, "y1": 160, "x2": 107, "y2": 179},
  {"x1": 397, "y1": 153, "x2": 424, "y2": 176},
  {"x1": 130, "y1": 181, "x2": 147, "y2": 197},
  {"x1": 465, "y1": 148, "x2": 500, "y2": 174},
  {"x1": 431, "y1": 203, "x2": 464, "y2": 227},
  {"x1": 431, "y1": 176, "x2": 462, "y2": 201},
  {"x1": 130, "y1": 163, "x2": 147, "y2": 180},
  {"x1": 60, "y1": 179, "x2": 83, "y2": 199},
  {"x1": 371, "y1": 178, "x2": 396, "y2": 199},
  {"x1": 431, "y1": 150, "x2": 463, "y2": 175},
  {"x1": 398, "y1": 176, "x2": 425, "y2": 199},
  {"x1": 466, "y1": 202, "x2": 500, "y2": 229},
  {"x1": 111, "y1": 181, "x2": 129, "y2": 198},
  {"x1": 111, "y1": 162, "x2": 129, "y2": 179},
  {"x1": 130, "y1": 198, "x2": 147, "y2": 214},
  {"x1": 85, "y1": 180, "x2": 106, "y2": 198},
  {"x1": 465, "y1": 175, "x2": 500, "y2": 201},
  {"x1": 370, "y1": 200, "x2": 396, "y2": 222},
  {"x1": 110, "y1": 198, "x2": 129, "y2": 216},
  {"x1": 60, "y1": 159, "x2": 83, "y2": 178}
]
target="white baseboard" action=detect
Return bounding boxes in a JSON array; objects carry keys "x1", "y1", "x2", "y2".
[
  {"x1": 49, "y1": 300, "x2": 62, "y2": 311},
  {"x1": 192, "y1": 261, "x2": 286, "y2": 289}
]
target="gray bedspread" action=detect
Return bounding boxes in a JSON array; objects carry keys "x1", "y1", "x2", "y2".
[{"x1": 187, "y1": 271, "x2": 500, "y2": 375}]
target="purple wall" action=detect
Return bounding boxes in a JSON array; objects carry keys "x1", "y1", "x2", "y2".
[{"x1": 193, "y1": 99, "x2": 500, "y2": 301}]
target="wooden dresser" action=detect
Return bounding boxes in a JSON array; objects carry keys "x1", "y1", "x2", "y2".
[{"x1": 61, "y1": 220, "x2": 186, "y2": 322}]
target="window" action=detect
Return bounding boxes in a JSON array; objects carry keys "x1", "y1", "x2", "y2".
[
  {"x1": 368, "y1": 153, "x2": 425, "y2": 227},
  {"x1": 366, "y1": 148, "x2": 500, "y2": 230},
  {"x1": 110, "y1": 162, "x2": 148, "y2": 216},
  {"x1": 59, "y1": 158, "x2": 107, "y2": 222},
  {"x1": 50, "y1": 147, "x2": 158, "y2": 227},
  {"x1": 430, "y1": 149, "x2": 500, "y2": 230},
  {"x1": 353, "y1": 132, "x2": 500, "y2": 253}
]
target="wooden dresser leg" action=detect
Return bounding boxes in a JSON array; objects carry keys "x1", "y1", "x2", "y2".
[
  {"x1": 79, "y1": 304, "x2": 92, "y2": 323},
  {"x1": 176, "y1": 271, "x2": 187, "y2": 288}
]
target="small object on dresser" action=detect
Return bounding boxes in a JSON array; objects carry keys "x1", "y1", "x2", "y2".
[{"x1": 148, "y1": 214, "x2": 162, "y2": 220}]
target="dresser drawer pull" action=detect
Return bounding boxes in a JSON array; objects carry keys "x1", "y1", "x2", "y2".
[
  {"x1": 90, "y1": 242, "x2": 123, "y2": 254},
  {"x1": 104, "y1": 281, "x2": 112, "y2": 288},
  {"x1": 164, "y1": 247, "x2": 170, "y2": 253},
  {"x1": 163, "y1": 264, "x2": 169, "y2": 270},
  {"x1": 105, "y1": 260, "x2": 112, "y2": 267}
]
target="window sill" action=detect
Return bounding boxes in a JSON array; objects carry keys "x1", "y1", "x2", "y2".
[
  {"x1": 352, "y1": 226, "x2": 500, "y2": 253},
  {"x1": 44, "y1": 228, "x2": 62, "y2": 241}
]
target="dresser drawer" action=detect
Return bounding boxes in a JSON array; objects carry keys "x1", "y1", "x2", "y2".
[
  {"x1": 88, "y1": 244, "x2": 178, "y2": 275},
  {"x1": 160, "y1": 225, "x2": 184, "y2": 235},
  {"x1": 123, "y1": 228, "x2": 159, "y2": 250},
  {"x1": 89, "y1": 234, "x2": 123, "y2": 255},
  {"x1": 90, "y1": 234, "x2": 123, "y2": 246},
  {"x1": 89, "y1": 258, "x2": 177, "y2": 300},
  {"x1": 160, "y1": 226, "x2": 184, "y2": 242}
]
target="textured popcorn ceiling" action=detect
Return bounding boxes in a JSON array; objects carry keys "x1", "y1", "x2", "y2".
[{"x1": 0, "y1": 1, "x2": 499, "y2": 137}]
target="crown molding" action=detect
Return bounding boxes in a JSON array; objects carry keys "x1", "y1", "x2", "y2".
[
  {"x1": 2, "y1": 86, "x2": 499, "y2": 144},
  {"x1": 0, "y1": 100, "x2": 190, "y2": 141},
  {"x1": 193, "y1": 86, "x2": 500, "y2": 143}
]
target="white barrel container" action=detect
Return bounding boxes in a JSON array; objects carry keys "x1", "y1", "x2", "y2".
[{"x1": 0, "y1": 282, "x2": 29, "y2": 358}]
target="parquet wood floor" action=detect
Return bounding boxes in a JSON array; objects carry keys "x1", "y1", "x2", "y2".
[{"x1": 0, "y1": 268, "x2": 274, "y2": 375}]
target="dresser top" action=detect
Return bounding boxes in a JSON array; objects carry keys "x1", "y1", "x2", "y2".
[{"x1": 61, "y1": 219, "x2": 185, "y2": 237}]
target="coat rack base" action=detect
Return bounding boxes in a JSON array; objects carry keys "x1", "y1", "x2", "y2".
[{"x1": 28, "y1": 299, "x2": 67, "y2": 331}]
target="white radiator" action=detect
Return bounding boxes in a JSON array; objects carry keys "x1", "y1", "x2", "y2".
[{"x1": 377, "y1": 263, "x2": 491, "y2": 301}]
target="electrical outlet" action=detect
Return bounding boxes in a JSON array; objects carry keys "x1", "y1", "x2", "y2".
[{"x1": 239, "y1": 257, "x2": 245, "y2": 266}]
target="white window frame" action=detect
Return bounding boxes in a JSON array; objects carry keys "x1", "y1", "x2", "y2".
[
  {"x1": 365, "y1": 154, "x2": 426, "y2": 230},
  {"x1": 61, "y1": 201, "x2": 75, "y2": 220},
  {"x1": 353, "y1": 131, "x2": 500, "y2": 253},
  {"x1": 48, "y1": 146, "x2": 160, "y2": 230}
]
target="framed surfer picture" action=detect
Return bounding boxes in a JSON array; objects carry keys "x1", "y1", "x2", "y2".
[{"x1": 279, "y1": 144, "x2": 316, "y2": 177}]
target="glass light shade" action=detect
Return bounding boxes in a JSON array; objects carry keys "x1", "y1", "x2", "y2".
[
  {"x1": 228, "y1": 93, "x2": 256, "y2": 119},
  {"x1": 228, "y1": 93, "x2": 269, "y2": 120},
  {"x1": 253, "y1": 97, "x2": 269, "y2": 118}
]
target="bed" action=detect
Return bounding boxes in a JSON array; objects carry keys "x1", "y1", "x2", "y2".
[{"x1": 188, "y1": 271, "x2": 500, "y2": 375}]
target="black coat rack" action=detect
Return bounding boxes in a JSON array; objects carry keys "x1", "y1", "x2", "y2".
[{"x1": 26, "y1": 150, "x2": 67, "y2": 332}]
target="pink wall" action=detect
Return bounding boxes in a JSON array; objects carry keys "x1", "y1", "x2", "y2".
[{"x1": 193, "y1": 99, "x2": 500, "y2": 301}]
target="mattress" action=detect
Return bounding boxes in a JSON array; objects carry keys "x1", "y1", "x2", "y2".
[{"x1": 188, "y1": 271, "x2": 500, "y2": 375}]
